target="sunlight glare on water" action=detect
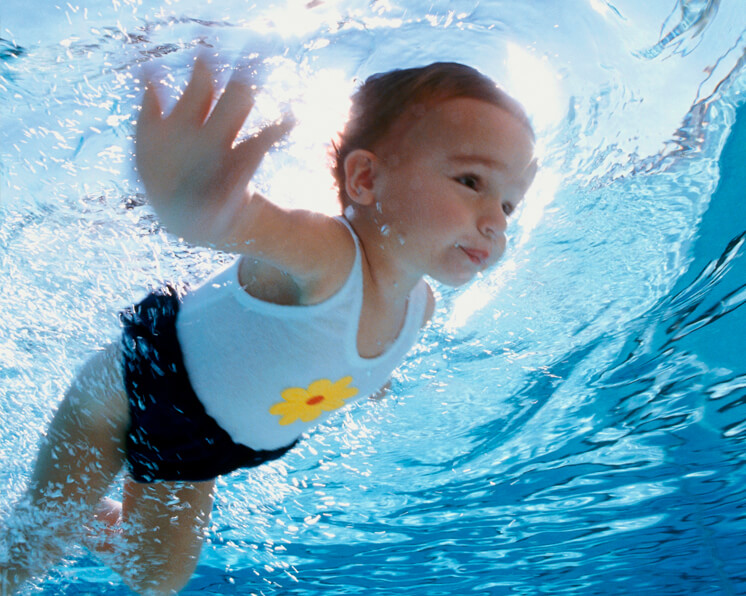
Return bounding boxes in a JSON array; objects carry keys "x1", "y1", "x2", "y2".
[{"x1": 1, "y1": 0, "x2": 746, "y2": 594}]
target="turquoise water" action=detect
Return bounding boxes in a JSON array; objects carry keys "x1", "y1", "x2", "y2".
[{"x1": 1, "y1": 1, "x2": 745, "y2": 594}]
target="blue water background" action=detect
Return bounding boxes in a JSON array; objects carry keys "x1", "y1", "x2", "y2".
[{"x1": 1, "y1": 1, "x2": 745, "y2": 594}]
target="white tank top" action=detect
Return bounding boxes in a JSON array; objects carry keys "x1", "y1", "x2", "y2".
[{"x1": 176, "y1": 218, "x2": 429, "y2": 451}]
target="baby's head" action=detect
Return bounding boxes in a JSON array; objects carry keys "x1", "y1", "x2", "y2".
[
  {"x1": 332, "y1": 62, "x2": 534, "y2": 208},
  {"x1": 332, "y1": 62, "x2": 536, "y2": 286}
]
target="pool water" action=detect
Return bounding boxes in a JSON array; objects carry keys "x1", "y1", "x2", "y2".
[{"x1": 1, "y1": 1, "x2": 746, "y2": 594}]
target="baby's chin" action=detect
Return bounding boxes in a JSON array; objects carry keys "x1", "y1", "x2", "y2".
[
  {"x1": 434, "y1": 270, "x2": 482, "y2": 288},
  {"x1": 437, "y1": 260, "x2": 502, "y2": 287}
]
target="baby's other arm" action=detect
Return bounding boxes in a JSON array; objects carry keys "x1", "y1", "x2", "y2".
[{"x1": 135, "y1": 57, "x2": 350, "y2": 293}]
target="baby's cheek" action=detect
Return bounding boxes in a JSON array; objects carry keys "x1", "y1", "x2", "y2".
[
  {"x1": 439, "y1": 204, "x2": 471, "y2": 228},
  {"x1": 491, "y1": 235, "x2": 507, "y2": 263},
  {"x1": 407, "y1": 176, "x2": 426, "y2": 192}
]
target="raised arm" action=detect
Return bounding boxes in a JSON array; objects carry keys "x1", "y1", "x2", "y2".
[{"x1": 135, "y1": 57, "x2": 350, "y2": 288}]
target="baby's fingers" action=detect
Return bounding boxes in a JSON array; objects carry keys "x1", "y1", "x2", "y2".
[
  {"x1": 136, "y1": 80, "x2": 164, "y2": 138},
  {"x1": 232, "y1": 114, "x2": 295, "y2": 183},
  {"x1": 205, "y1": 74, "x2": 257, "y2": 148},
  {"x1": 259, "y1": 113, "x2": 296, "y2": 148},
  {"x1": 139, "y1": 81, "x2": 163, "y2": 122},
  {"x1": 168, "y1": 57, "x2": 215, "y2": 126},
  {"x1": 136, "y1": 80, "x2": 165, "y2": 163}
]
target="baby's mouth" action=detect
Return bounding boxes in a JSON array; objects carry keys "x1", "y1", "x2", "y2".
[{"x1": 458, "y1": 245, "x2": 489, "y2": 266}]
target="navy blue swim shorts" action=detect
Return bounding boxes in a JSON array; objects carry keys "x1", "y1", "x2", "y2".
[{"x1": 120, "y1": 285, "x2": 296, "y2": 483}]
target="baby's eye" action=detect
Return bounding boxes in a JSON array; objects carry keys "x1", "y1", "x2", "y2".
[
  {"x1": 455, "y1": 174, "x2": 480, "y2": 190},
  {"x1": 502, "y1": 202, "x2": 515, "y2": 216}
]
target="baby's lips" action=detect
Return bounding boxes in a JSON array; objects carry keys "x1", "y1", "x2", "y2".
[{"x1": 461, "y1": 246, "x2": 490, "y2": 265}]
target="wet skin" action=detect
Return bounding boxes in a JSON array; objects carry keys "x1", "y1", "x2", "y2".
[{"x1": 362, "y1": 97, "x2": 537, "y2": 288}]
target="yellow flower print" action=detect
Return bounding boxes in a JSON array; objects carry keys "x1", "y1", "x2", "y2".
[{"x1": 269, "y1": 377, "x2": 359, "y2": 426}]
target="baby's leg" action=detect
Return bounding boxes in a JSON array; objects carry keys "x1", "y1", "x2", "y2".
[
  {"x1": 1, "y1": 342, "x2": 129, "y2": 592},
  {"x1": 110, "y1": 477, "x2": 216, "y2": 594},
  {"x1": 2, "y1": 341, "x2": 217, "y2": 595},
  {"x1": 89, "y1": 479, "x2": 215, "y2": 594}
]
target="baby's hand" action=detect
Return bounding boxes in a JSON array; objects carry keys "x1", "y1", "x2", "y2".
[{"x1": 135, "y1": 56, "x2": 294, "y2": 246}]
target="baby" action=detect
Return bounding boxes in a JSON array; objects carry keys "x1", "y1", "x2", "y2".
[{"x1": 1, "y1": 57, "x2": 536, "y2": 594}]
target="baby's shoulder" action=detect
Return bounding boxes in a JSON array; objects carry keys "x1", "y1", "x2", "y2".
[{"x1": 293, "y1": 213, "x2": 357, "y2": 304}]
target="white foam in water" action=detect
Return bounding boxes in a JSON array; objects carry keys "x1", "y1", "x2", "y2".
[{"x1": 1, "y1": 1, "x2": 746, "y2": 593}]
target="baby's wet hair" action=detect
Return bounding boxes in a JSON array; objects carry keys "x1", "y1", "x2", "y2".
[{"x1": 331, "y1": 62, "x2": 533, "y2": 206}]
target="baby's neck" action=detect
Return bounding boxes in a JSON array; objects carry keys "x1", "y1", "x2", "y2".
[{"x1": 347, "y1": 216, "x2": 423, "y2": 306}]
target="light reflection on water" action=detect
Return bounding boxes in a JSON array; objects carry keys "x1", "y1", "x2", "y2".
[{"x1": 1, "y1": 1, "x2": 746, "y2": 594}]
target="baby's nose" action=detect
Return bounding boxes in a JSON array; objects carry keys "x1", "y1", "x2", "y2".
[{"x1": 478, "y1": 204, "x2": 508, "y2": 239}]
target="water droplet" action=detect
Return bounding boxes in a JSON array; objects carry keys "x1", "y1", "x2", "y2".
[{"x1": 380, "y1": 224, "x2": 390, "y2": 236}]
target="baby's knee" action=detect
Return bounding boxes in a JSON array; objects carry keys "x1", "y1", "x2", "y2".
[{"x1": 123, "y1": 554, "x2": 198, "y2": 595}]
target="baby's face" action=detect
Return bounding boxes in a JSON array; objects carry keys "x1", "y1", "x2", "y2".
[{"x1": 372, "y1": 97, "x2": 536, "y2": 286}]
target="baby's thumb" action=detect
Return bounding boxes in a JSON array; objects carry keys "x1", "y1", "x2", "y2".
[
  {"x1": 257, "y1": 112, "x2": 296, "y2": 148},
  {"x1": 234, "y1": 113, "x2": 296, "y2": 178}
]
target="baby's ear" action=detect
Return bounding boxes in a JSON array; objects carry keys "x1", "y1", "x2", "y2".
[{"x1": 343, "y1": 149, "x2": 378, "y2": 206}]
